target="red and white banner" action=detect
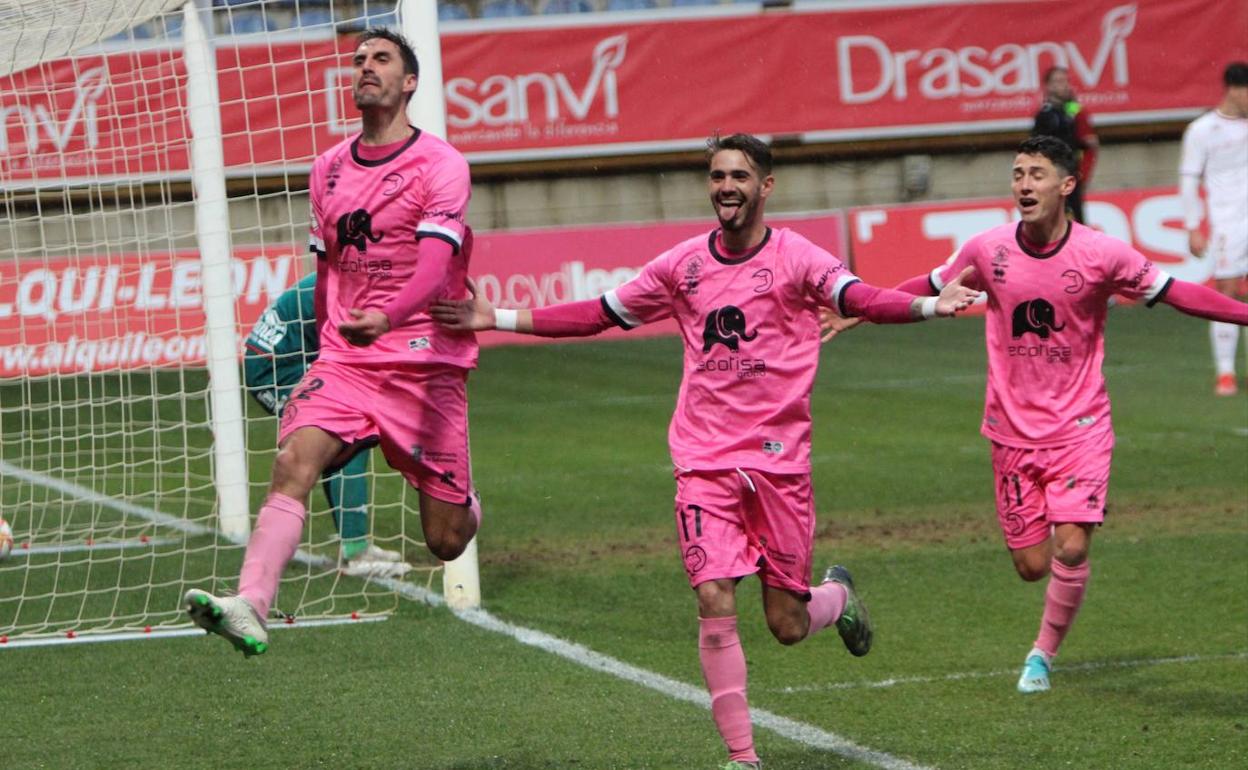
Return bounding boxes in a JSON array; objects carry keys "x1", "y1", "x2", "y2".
[
  {"x1": 2, "y1": 0, "x2": 1243, "y2": 185},
  {"x1": 848, "y1": 186, "x2": 1207, "y2": 288},
  {"x1": 0, "y1": 211, "x2": 845, "y2": 377},
  {"x1": 0, "y1": 248, "x2": 301, "y2": 378}
]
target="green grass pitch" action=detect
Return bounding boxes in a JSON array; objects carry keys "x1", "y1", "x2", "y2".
[{"x1": 3, "y1": 306, "x2": 1246, "y2": 769}]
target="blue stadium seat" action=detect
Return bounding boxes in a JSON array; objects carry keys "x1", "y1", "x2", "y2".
[
  {"x1": 159, "y1": 14, "x2": 184, "y2": 38},
  {"x1": 365, "y1": 11, "x2": 399, "y2": 28},
  {"x1": 671, "y1": 0, "x2": 717, "y2": 7},
  {"x1": 481, "y1": 0, "x2": 533, "y2": 17},
  {"x1": 438, "y1": 3, "x2": 471, "y2": 20},
  {"x1": 108, "y1": 23, "x2": 154, "y2": 42},
  {"x1": 294, "y1": 8, "x2": 334, "y2": 28},
  {"x1": 606, "y1": 0, "x2": 656, "y2": 10},
  {"x1": 540, "y1": 0, "x2": 594, "y2": 14},
  {"x1": 228, "y1": 10, "x2": 274, "y2": 34}
]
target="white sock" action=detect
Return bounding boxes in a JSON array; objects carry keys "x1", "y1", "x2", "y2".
[{"x1": 1211, "y1": 322, "x2": 1238, "y2": 376}]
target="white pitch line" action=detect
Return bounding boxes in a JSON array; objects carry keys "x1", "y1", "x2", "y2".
[
  {"x1": 0, "y1": 459, "x2": 229, "y2": 541},
  {"x1": 454, "y1": 607, "x2": 933, "y2": 770},
  {"x1": 15, "y1": 537, "x2": 180, "y2": 556},
  {"x1": 1, "y1": 461, "x2": 928, "y2": 769},
  {"x1": 768, "y1": 651, "x2": 1248, "y2": 694},
  {"x1": 0, "y1": 458, "x2": 422, "y2": 588},
  {"x1": 0, "y1": 614, "x2": 387, "y2": 649}
]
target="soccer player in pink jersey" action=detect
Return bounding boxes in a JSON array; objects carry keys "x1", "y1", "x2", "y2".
[
  {"x1": 184, "y1": 29, "x2": 481, "y2": 657},
  {"x1": 869, "y1": 136, "x2": 1248, "y2": 694},
  {"x1": 434, "y1": 133, "x2": 980, "y2": 770}
]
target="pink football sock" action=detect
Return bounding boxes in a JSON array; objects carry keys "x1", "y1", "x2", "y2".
[
  {"x1": 805, "y1": 580, "x2": 848, "y2": 639},
  {"x1": 1034, "y1": 558, "x2": 1090, "y2": 658},
  {"x1": 237, "y1": 493, "x2": 307, "y2": 619},
  {"x1": 699, "y1": 616, "x2": 759, "y2": 764}
]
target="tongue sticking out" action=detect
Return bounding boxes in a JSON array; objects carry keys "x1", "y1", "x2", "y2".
[{"x1": 717, "y1": 199, "x2": 742, "y2": 221}]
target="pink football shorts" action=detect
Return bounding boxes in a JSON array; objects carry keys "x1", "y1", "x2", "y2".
[
  {"x1": 673, "y1": 468, "x2": 815, "y2": 597},
  {"x1": 278, "y1": 359, "x2": 472, "y2": 505},
  {"x1": 990, "y1": 429, "x2": 1114, "y2": 550}
]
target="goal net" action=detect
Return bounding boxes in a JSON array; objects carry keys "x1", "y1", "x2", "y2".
[{"x1": 0, "y1": 0, "x2": 462, "y2": 644}]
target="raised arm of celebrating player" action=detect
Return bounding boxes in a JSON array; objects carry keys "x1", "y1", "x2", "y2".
[
  {"x1": 435, "y1": 267, "x2": 980, "y2": 336},
  {"x1": 431, "y1": 277, "x2": 624, "y2": 336},
  {"x1": 879, "y1": 240, "x2": 1248, "y2": 328}
]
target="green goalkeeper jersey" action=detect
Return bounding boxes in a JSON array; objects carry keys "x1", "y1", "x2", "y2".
[{"x1": 243, "y1": 272, "x2": 318, "y2": 412}]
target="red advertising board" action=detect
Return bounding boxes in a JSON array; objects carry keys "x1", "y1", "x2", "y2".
[
  {"x1": 0, "y1": 247, "x2": 301, "y2": 377},
  {"x1": 0, "y1": 211, "x2": 845, "y2": 377},
  {"x1": 848, "y1": 186, "x2": 1206, "y2": 288},
  {"x1": 2, "y1": 0, "x2": 1243, "y2": 185}
]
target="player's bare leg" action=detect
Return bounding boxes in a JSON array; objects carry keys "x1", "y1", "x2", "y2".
[
  {"x1": 761, "y1": 585, "x2": 810, "y2": 645},
  {"x1": 185, "y1": 427, "x2": 345, "y2": 656},
  {"x1": 1212, "y1": 277, "x2": 1244, "y2": 395},
  {"x1": 418, "y1": 490, "x2": 479, "y2": 562},
  {"x1": 1013, "y1": 523, "x2": 1094, "y2": 692},
  {"x1": 695, "y1": 578, "x2": 759, "y2": 768},
  {"x1": 761, "y1": 569, "x2": 871, "y2": 655}
]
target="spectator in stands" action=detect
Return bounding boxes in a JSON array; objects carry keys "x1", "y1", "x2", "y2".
[{"x1": 1032, "y1": 66, "x2": 1098, "y2": 223}]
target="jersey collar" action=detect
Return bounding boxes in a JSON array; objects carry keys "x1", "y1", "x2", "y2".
[
  {"x1": 351, "y1": 128, "x2": 421, "y2": 167},
  {"x1": 709, "y1": 227, "x2": 772, "y2": 265},
  {"x1": 1015, "y1": 220, "x2": 1072, "y2": 260}
]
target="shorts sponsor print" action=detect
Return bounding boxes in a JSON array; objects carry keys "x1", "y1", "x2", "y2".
[
  {"x1": 278, "y1": 359, "x2": 472, "y2": 504},
  {"x1": 991, "y1": 429, "x2": 1114, "y2": 550},
  {"x1": 673, "y1": 469, "x2": 815, "y2": 597}
]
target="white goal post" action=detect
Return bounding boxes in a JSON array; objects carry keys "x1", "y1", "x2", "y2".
[{"x1": 0, "y1": 0, "x2": 479, "y2": 645}]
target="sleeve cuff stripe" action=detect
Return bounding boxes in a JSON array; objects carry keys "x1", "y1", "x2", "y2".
[
  {"x1": 602, "y1": 290, "x2": 641, "y2": 329},
  {"x1": 1145, "y1": 273, "x2": 1174, "y2": 307},
  {"x1": 417, "y1": 221, "x2": 464, "y2": 245},
  {"x1": 832, "y1": 276, "x2": 860, "y2": 317},
  {"x1": 416, "y1": 230, "x2": 462, "y2": 254}
]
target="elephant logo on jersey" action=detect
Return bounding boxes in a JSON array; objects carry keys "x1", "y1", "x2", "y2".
[
  {"x1": 1011, "y1": 299, "x2": 1066, "y2": 339},
  {"x1": 337, "y1": 209, "x2": 384, "y2": 253},
  {"x1": 702, "y1": 306, "x2": 757, "y2": 353}
]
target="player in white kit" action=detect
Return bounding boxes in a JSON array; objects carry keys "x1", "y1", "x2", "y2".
[{"x1": 1180, "y1": 62, "x2": 1248, "y2": 395}]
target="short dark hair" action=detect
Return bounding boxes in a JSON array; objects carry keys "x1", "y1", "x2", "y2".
[
  {"x1": 1043, "y1": 66, "x2": 1067, "y2": 84},
  {"x1": 706, "y1": 132, "x2": 773, "y2": 177},
  {"x1": 357, "y1": 27, "x2": 420, "y2": 81},
  {"x1": 1225, "y1": 61, "x2": 1248, "y2": 88},
  {"x1": 1017, "y1": 135, "x2": 1077, "y2": 178}
]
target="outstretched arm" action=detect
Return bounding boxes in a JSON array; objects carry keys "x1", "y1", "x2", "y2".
[
  {"x1": 894, "y1": 273, "x2": 936, "y2": 296},
  {"x1": 431, "y1": 277, "x2": 616, "y2": 337},
  {"x1": 820, "y1": 267, "x2": 980, "y2": 341},
  {"x1": 841, "y1": 266, "x2": 980, "y2": 323},
  {"x1": 1159, "y1": 279, "x2": 1248, "y2": 325}
]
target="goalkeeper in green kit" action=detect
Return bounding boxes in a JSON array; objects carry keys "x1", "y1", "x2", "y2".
[{"x1": 244, "y1": 272, "x2": 411, "y2": 579}]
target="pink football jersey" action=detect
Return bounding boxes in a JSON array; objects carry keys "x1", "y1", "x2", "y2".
[
  {"x1": 934, "y1": 221, "x2": 1173, "y2": 448},
  {"x1": 603, "y1": 227, "x2": 860, "y2": 473},
  {"x1": 308, "y1": 129, "x2": 476, "y2": 368}
]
